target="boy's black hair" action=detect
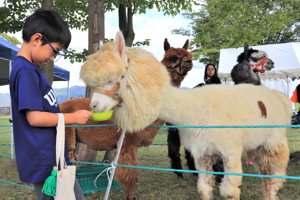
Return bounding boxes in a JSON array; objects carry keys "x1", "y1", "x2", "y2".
[{"x1": 22, "y1": 9, "x2": 71, "y2": 50}]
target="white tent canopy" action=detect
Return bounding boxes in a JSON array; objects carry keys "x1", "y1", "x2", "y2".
[{"x1": 218, "y1": 42, "x2": 300, "y2": 97}]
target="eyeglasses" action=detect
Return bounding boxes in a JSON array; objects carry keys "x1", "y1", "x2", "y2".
[
  {"x1": 207, "y1": 69, "x2": 215, "y2": 71},
  {"x1": 41, "y1": 34, "x2": 60, "y2": 58}
]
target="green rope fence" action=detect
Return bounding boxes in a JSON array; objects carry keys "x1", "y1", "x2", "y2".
[
  {"x1": 2, "y1": 124, "x2": 300, "y2": 128},
  {"x1": 0, "y1": 156, "x2": 299, "y2": 182},
  {"x1": 1, "y1": 123, "x2": 299, "y2": 192},
  {"x1": 0, "y1": 179, "x2": 34, "y2": 190},
  {"x1": 69, "y1": 161, "x2": 300, "y2": 180}
]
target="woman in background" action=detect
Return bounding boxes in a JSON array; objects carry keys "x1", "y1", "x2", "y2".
[
  {"x1": 204, "y1": 63, "x2": 222, "y2": 84},
  {"x1": 194, "y1": 63, "x2": 221, "y2": 87}
]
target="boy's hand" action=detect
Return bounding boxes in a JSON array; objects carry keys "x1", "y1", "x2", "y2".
[
  {"x1": 25, "y1": 110, "x2": 92, "y2": 126},
  {"x1": 70, "y1": 110, "x2": 92, "y2": 124}
]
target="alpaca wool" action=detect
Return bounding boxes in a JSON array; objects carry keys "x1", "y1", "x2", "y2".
[
  {"x1": 81, "y1": 42, "x2": 171, "y2": 132},
  {"x1": 80, "y1": 43, "x2": 126, "y2": 87},
  {"x1": 62, "y1": 37, "x2": 193, "y2": 200},
  {"x1": 82, "y1": 31, "x2": 292, "y2": 199}
]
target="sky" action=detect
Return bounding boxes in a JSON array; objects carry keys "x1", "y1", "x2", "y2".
[{"x1": 0, "y1": 8, "x2": 205, "y2": 94}]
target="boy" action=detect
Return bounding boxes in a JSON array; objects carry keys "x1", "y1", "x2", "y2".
[{"x1": 9, "y1": 9, "x2": 92, "y2": 200}]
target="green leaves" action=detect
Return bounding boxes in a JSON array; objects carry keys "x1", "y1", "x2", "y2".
[
  {"x1": 54, "y1": 0, "x2": 89, "y2": 31},
  {"x1": 0, "y1": 0, "x2": 40, "y2": 33},
  {"x1": 62, "y1": 48, "x2": 89, "y2": 64},
  {"x1": 132, "y1": 39, "x2": 151, "y2": 46},
  {"x1": 0, "y1": 33, "x2": 21, "y2": 46},
  {"x1": 0, "y1": 0, "x2": 198, "y2": 62},
  {"x1": 174, "y1": 0, "x2": 300, "y2": 64}
]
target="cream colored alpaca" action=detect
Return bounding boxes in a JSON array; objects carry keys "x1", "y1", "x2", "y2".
[{"x1": 80, "y1": 31, "x2": 291, "y2": 200}]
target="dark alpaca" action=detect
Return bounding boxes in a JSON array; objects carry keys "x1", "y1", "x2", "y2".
[
  {"x1": 166, "y1": 122, "x2": 196, "y2": 178},
  {"x1": 231, "y1": 42, "x2": 274, "y2": 85},
  {"x1": 161, "y1": 40, "x2": 198, "y2": 178},
  {"x1": 60, "y1": 39, "x2": 193, "y2": 200}
]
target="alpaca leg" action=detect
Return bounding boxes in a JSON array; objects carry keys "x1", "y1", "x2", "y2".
[
  {"x1": 248, "y1": 139, "x2": 289, "y2": 200},
  {"x1": 185, "y1": 148, "x2": 197, "y2": 176},
  {"x1": 115, "y1": 148, "x2": 139, "y2": 200},
  {"x1": 65, "y1": 127, "x2": 76, "y2": 161},
  {"x1": 212, "y1": 155, "x2": 224, "y2": 184},
  {"x1": 195, "y1": 155, "x2": 215, "y2": 200},
  {"x1": 102, "y1": 149, "x2": 117, "y2": 163},
  {"x1": 167, "y1": 122, "x2": 183, "y2": 178},
  {"x1": 219, "y1": 152, "x2": 243, "y2": 200}
]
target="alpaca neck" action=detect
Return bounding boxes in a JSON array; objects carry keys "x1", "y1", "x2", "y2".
[
  {"x1": 158, "y1": 86, "x2": 205, "y2": 126},
  {"x1": 170, "y1": 72, "x2": 186, "y2": 87}
]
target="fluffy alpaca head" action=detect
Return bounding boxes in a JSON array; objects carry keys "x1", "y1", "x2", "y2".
[
  {"x1": 236, "y1": 42, "x2": 274, "y2": 72},
  {"x1": 80, "y1": 31, "x2": 171, "y2": 132},
  {"x1": 161, "y1": 39, "x2": 193, "y2": 87},
  {"x1": 80, "y1": 42, "x2": 126, "y2": 88}
]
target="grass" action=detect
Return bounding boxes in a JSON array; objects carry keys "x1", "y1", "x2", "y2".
[
  {"x1": 0, "y1": 115, "x2": 300, "y2": 200},
  {"x1": 294, "y1": 102, "x2": 300, "y2": 111}
]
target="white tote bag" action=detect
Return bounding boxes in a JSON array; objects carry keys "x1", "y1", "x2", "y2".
[{"x1": 55, "y1": 113, "x2": 76, "y2": 200}]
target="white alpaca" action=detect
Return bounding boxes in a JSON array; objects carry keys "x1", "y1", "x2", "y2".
[{"x1": 80, "y1": 31, "x2": 291, "y2": 200}]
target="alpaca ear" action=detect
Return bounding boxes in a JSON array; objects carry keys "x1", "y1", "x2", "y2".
[
  {"x1": 164, "y1": 38, "x2": 170, "y2": 51},
  {"x1": 244, "y1": 42, "x2": 250, "y2": 60},
  {"x1": 115, "y1": 31, "x2": 127, "y2": 65},
  {"x1": 244, "y1": 42, "x2": 249, "y2": 52},
  {"x1": 183, "y1": 39, "x2": 189, "y2": 50}
]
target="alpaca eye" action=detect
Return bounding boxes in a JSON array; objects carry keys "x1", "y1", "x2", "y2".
[
  {"x1": 108, "y1": 81, "x2": 112, "y2": 84},
  {"x1": 172, "y1": 56, "x2": 178, "y2": 61},
  {"x1": 250, "y1": 57, "x2": 259, "y2": 62}
]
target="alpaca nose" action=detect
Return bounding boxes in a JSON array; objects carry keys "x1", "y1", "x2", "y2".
[
  {"x1": 182, "y1": 57, "x2": 193, "y2": 70},
  {"x1": 183, "y1": 57, "x2": 192, "y2": 63},
  {"x1": 90, "y1": 101, "x2": 98, "y2": 110},
  {"x1": 268, "y1": 59, "x2": 275, "y2": 67}
]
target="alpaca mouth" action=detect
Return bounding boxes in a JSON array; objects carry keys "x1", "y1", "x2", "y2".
[
  {"x1": 265, "y1": 65, "x2": 274, "y2": 71},
  {"x1": 182, "y1": 66, "x2": 192, "y2": 71}
]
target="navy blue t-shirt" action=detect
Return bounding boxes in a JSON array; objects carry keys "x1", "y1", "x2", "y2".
[{"x1": 9, "y1": 56, "x2": 70, "y2": 183}]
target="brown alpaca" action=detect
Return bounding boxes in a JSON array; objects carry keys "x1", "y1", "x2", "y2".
[{"x1": 59, "y1": 39, "x2": 193, "y2": 200}]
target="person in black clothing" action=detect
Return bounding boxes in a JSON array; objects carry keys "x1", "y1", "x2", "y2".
[
  {"x1": 194, "y1": 63, "x2": 221, "y2": 87},
  {"x1": 204, "y1": 63, "x2": 222, "y2": 84}
]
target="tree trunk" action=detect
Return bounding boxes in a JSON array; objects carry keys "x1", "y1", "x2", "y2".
[
  {"x1": 85, "y1": 0, "x2": 105, "y2": 98},
  {"x1": 126, "y1": 0, "x2": 134, "y2": 47},
  {"x1": 118, "y1": 1, "x2": 135, "y2": 47},
  {"x1": 102, "y1": 2, "x2": 136, "y2": 163},
  {"x1": 76, "y1": 0, "x2": 105, "y2": 166},
  {"x1": 119, "y1": 4, "x2": 127, "y2": 37},
  {"x1": 41, "y1": 62, "x2": 54, "y2": 85},
  {"x1": 41, "y1": 0, "x2": 54, "y2": 86}
]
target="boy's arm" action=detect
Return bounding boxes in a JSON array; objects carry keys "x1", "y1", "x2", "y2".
[{"x1": 25, "y1": 110, "x2": 92, "y2": 127}]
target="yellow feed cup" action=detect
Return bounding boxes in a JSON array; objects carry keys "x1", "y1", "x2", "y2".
[{"x1": 91, "y1": 110, "x2": 113, "y2": 121}]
